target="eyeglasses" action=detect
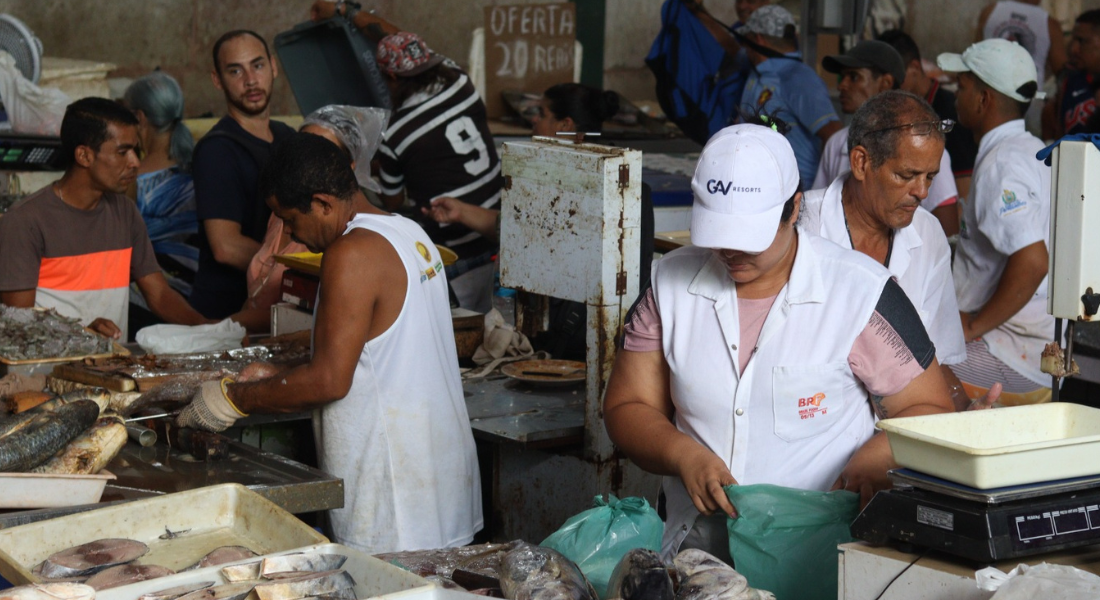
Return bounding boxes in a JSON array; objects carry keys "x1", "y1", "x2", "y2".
[{"x1": 866, "y1": 119, "x2": 955, "y2": 136}]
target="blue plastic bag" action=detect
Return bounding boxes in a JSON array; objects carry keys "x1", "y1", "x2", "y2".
[
  {"x1": 541, "y1": 495, "x2": 663, "y2": 599},
  {"x1": 726, "y1": 484, "x2": 859, "y2": 600}
]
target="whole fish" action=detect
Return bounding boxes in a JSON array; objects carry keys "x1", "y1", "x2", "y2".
[
  {"x1": 253, "y1": 570, "x2": 356, "y2": 600},
  {"x1": 605, "y1": 549, "x2": 674, "y2": 600},
  {"x1": 57, "y1": 388, "x2": 111, "y2": 414},
  {"x1": 0, "y1": 400, "x2": 99, "y2": 472},
  {"x1": 672, "y1": 550, "x2": 773, "y2": 600},
  {"x1": 33, "y1": 415, "x2": 127, "y2": 475},
  {"x1": 35, "y1": 538, "x2": 149, "y2": 579},
  {"x1": 84, "y1": 564, "x2": 176, "y2": 590},
  {"x1": 0, "y1": 583, "x2": 95, "y2": 600},
  {"x1": 499, "y1": 543, "x2": 597, "y2": 600}
]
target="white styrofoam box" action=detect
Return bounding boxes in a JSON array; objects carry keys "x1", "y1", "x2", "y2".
[
  {"x1": 271, "y1": 303, "x2": 313, "y2": 336},
  {"x1": 878, "y1": 403, "x2": 1100, "y2": 489},
  {"x1": 0, "y1": 484, "x2": 326, "y2": 586},
  {"x1": 0, "y1": 470, "x2": 115, "y2": 509},
  {"x1": 838, "y1": 542, "x2": 992, "y2": 600},
  {"x1": 96, "y1": 543, "x2": 444, "y2": 600}
]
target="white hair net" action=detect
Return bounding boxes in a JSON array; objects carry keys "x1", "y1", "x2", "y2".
[{"x1": 301, "y1": 105, "x2": 391, "y2": 193}]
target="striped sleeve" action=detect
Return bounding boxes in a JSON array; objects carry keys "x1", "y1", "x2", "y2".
[{"x1": 848, "y1": 278, "x2": 936, "y2": 397}]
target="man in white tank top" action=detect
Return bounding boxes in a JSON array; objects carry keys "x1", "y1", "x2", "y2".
[
  {"x1": 979, "y1": 0, "x2": 1065, "y2": 84},
  {"x1": 176, "y1": 133, "x2": 483, "y2": 553}
]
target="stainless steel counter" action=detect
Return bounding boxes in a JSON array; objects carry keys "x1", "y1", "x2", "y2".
[
  {"x1": 464, "y1": 375, "x2": 585, "y2": 448},
  {"x1": 0, "y1": 440, "x2": 342, "y2": 529}
]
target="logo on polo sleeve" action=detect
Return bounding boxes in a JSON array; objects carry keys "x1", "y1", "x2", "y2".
[{"x1": 999, "y1": 189, "x2": 1026, "y2": 216}]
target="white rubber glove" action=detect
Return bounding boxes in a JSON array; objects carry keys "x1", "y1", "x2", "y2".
[{"x1": 175, "y1": 378, "x2": 247, "y2": 432}]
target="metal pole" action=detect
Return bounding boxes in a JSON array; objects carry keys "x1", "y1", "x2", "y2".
[{"x1": 1053, "y1": 317, "x2": 1062, "y2": 402}]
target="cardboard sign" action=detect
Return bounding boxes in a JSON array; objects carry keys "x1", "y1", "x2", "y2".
[{"x1": 483, "y1": 3, "x2": 576, "y2": 119}]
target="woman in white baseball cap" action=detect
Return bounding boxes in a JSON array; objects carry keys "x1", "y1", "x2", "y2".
[{"x1": 604, "y1": 122, "x2": 954, "y2": 563}]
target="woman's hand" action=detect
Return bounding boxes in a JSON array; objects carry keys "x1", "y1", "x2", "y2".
[{"x1": 674, "y1": 443, "x2": 739, "y2": 517}]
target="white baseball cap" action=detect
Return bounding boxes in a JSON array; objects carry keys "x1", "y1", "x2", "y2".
[
  {"x1": 937, "y1": 39, "x2": 1045, "y2": 102},
  {"x1": 690, "y1": 124, "x2": 800, "y2": 252}
]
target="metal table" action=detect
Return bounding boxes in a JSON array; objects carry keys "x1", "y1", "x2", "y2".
[
  {"x1": 464, "y1": 375, "x2": 584, "y2": 448},
  {"x1": 0, "y1": 441, "x2": 342, "y2": 529}
]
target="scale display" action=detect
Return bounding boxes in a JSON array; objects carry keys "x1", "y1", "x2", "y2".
[{"x1": 852, "y1": 479, "x2": 1100, "y2": 563}]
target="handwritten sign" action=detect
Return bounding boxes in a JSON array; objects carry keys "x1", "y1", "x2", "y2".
[{"x1": 483, "y1": 3, "x2": 576, "y2": 119}]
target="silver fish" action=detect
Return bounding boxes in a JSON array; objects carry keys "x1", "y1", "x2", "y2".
[
  {"x1": 0, "y1": 400, "x2": 99, "y2": 472},
  {"x1": 260, "y1": 554, "x2": 347, "y2": 578},
  {"x1": 606, "y1": 549, "x2": 673, "y2": 600},
  {"x1": 499, "y1": 543, "x2": 597, "y2": 600},
  {"x1": 34, "y1": 538, "x2": 149, "y2": 579},
  {"x1": 672, "y1": 549, "x2": 773, "y2": 600},
  {"x1": 253, "y1": 570, "x2": 356, "y2": 600},
  {"x1": 138, "y1": 581, "x2": 216, "y2": 600}
]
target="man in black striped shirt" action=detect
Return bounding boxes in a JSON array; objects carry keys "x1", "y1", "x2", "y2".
[{"x1": 376, "y1": 32, "x2": 502, "y2": 312}]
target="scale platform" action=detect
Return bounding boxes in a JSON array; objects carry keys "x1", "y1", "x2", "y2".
[{"x1": 851, "y1": 469, "x2": 1100, "y2": 563}]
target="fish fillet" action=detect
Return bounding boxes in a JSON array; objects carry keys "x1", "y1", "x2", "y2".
[
  {"x1": 0, "y1": 583, "x2": 95, "y2": 600},
  {"x1": 138, "y1": 581, "x2": 216, "y2": 600},
  {"x1": 84, "y1": 564, "x2": 176, "y2": 591},
  {"x1": 260, "y1": 554, "x2": 347, "y2": 578},
  {"x1": 253, "y1": 570, "x2": 356, "y2": 600}
]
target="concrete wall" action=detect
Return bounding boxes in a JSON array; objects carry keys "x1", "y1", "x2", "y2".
[{"x1": 2, "y1": 0, "x2": 1097, "y2": 118}]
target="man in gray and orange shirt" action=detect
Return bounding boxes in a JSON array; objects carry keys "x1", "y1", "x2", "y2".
[{"x1": 0, "y1": 98, "x2": 210, "y2": 340}]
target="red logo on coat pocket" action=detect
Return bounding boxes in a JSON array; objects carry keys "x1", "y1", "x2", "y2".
[{"x1": 798, "y1": 393, "x2": 828, "y2": 420}]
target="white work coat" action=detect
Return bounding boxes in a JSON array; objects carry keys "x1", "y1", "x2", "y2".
[
  {"x1": 802, "y1": 174, "x2": 966, "y2": 365},
  {"x1": 954, "y1": 120, "x2": 1052, "y2": 387},
  {"x1": 653, "y1": 235, "x2": 892, "y2": 556}
]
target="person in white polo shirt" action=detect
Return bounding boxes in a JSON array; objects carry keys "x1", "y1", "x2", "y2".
[
  {"x1": 812, "y1": 41, "x2": 961, "y2": 237},
  {"x1": 801, "y1": 90, "x2": 998, "y2": 411},
  {"x1": 937, "y1": 39, "x2": 1055, "y2": 405},
  {"x1": 603, "y1": 123, "x2": 955, "y2": 562}
]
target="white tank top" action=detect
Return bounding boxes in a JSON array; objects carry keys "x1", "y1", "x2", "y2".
[
  {"x1": 318, "y1": 212, "x2": 483, "y2": 553},
  {"x1": 983, "y1": 1, "x2": 1052, "y2": 83}
]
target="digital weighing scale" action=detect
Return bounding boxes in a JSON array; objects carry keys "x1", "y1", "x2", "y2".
[{"x1": 850, "y1": 469, "x2": 1100, "y2": 563}]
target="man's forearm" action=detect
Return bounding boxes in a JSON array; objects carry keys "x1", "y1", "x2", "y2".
[
  {"x1": 228, "y1": 360, "x2": 346, "y2": 414},
  {"x1": 964, "y1": 243, "x2": 1048, "y2": 340},
  {"x1": 150, "y1": 291, "x2": 210, "y2": 326},
  {"x1": 212, "y1": 235, "x2": 262, "y2": 271}
]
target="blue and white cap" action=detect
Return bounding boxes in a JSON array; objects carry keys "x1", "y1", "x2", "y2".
[{"x1": 690, "y1": 124, "x2": 800, "y2": 253}]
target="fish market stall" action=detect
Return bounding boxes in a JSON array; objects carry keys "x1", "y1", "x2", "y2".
[{"x1": 0, "y1": 309, "x2": 341, "y2": 528}]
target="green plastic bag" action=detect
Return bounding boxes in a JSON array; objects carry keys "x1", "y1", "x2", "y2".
[
  {"x1": 725, "y1": 484, "x2": 859, "y2": 600},
  {"x1": 541, "y1": 495, "x2": 663, "y2": 599}
]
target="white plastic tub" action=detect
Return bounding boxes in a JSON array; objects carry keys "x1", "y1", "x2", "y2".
[
  {"x1": 0, "y1": 484, "x2": 327, "y2": 586},
  {"x1": 0, "y1": 469, "x2": 115, "y2": 509},
  {"x1": 878, "y1": 403, "x2": 1100, "y2": 489},
  {"x1": 95, "y1": 543, "x2": 441, "y2": 600}
]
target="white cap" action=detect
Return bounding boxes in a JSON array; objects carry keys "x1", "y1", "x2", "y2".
[
  {"x1": 690, "y1": 124, "x2": 800, "y2": 252},
  {"x1": 937, "y1": 39, "x2": 1045, "y2": 102}
]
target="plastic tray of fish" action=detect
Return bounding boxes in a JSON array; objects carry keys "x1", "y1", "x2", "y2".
[
  {"x1": 95, "y1": 543, "x2": 448, "y2": 600},
  {"x1": 0, "y1": 484, "x2": 327, "y2": 586},
  {"x1": 0, "y1": 469, "x2": 116, "y2": 509}
]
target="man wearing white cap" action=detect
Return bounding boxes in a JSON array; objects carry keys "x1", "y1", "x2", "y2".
[
  {"x1": 937, "y1": 39, "x2": 1054, "y2": 405},
  {"x1": 604, "y1": 123, "x2": 953, "y2": 561}
]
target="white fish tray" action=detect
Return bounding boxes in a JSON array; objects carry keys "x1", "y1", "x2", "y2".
[
  {"x1": 0, "y1": 469, "x2": 115, "y2": 509},
  {"x1": 95, "y1": 543, "x2": 456, "y2": 600},
  {"x1": 0, "y1": 484, "x2": 326, "y2": 586},
  {"x1": 878, "y1": 403, "x2": 1100, "y2": 489}
]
